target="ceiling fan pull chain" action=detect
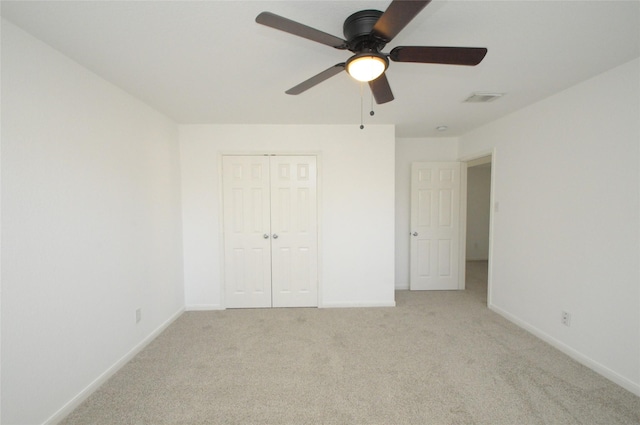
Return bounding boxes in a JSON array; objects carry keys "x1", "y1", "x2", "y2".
[
  {"x1": 360, "y1": 82, "x2": 365, "y2": 129},
  {"x1": 370, "y1": 91, "x2": 375, "y2": 117}
]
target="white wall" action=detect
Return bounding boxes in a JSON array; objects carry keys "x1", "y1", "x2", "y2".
[
  {"x1": 1, "y1": 20, "x2": 185, "y2": 424},
  {"x1": 460, "y1": 58, "x2": 640, "y2": 395},
  {"x1": 395, "y1": 138, "x2": 459, "y2": 289},
  {"x1": 180, "y1": 124, "x2": 396, "y2": 308},
  {"x1": 466, "y1": 164, "x2": 491, "y2": 260}
]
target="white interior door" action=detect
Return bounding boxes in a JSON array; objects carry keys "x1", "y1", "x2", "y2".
[
  {"x1": 410, "y1": 162, "x2": 461, "y2": 290},
  {"x1": 222, "y1": 156, "x2": 272, "y2": 308},
  {"x1": 222, "y1": 155, "x2": 318, "y2": 308},
  {"x1": 270, "y1": 156, "x2": 318, "y2": 307}
]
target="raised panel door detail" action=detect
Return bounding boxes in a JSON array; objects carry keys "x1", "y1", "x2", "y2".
[
  {"x1": 232, "y1": 164, "x2": 243, "y2": 180},
  {"x1": 229, "y1": 247, "x2": 270, "y2": 295},
  {"x1": 418, "y1": 169, "x2": 431, "y2": 182},
  {"x1": 297, "y1": 164, "x2": 309, "y2": 180},
  {"x1": 251, "y1": 189, "x2": 264, "y2": 233},
  {"x1": 278, "y1": 163, "x2": 290, "y2": 180},
  {"x1": 410, "y1": 162, "x2": 461, "y2": 290},
  {"x1": 232, "y1": 189, "x2": 244, "y2": 232},
  {"x1": 418, "y1": 189, "x2": 432, "y2": 227},
  {"x1": 296, "y1": 188, "x2": 310, "y2": 232},
  {"x1": 439, "y1": 189, "x2": 453, "y2": 227},
  {"x1": 275, "y1": 247, "x2": 292, "y2": 293},
  {"x1": 231, "y1": 249, "x2": 246, "y2": 293},
  {"x1": 251, "y1": 163, "x2": 263, "y2": 180},
  {"x1": 295, "y1": 247, "x2": 311, "y2": 293},
  {"x1": 249, "y1": 248, "x2": 269, "y2": 294},
  {"x1": 417, "y1": 239, "x2": 431, "y2": 277},
  {"x1": 439, "y1": 169, "x2": 453, "y2": 182},
  {"x1": 275, "y1": 188, "x2": 291, "y2": 234},
  {"x1": 437, "y1": 239, "x2": 452, "y2": 277}
]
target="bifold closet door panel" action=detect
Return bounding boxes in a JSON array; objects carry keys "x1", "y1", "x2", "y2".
[
  {"x1": 222, "y1": 156, "x2": 272, "y2": 308},
  {"x1": 270, "y1": 156, "x2": 318, "y2": 308}
]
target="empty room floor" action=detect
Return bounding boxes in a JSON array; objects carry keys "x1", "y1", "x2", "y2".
[{"x1": 60, "y1": 261, "x2": 639, "y2": 424}]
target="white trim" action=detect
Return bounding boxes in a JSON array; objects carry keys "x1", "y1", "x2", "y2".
[
  {"x1": 458, "y1": 149, "x2": 494, "y2": 164},
  {"x1": 321, "y1": 301, "x2": 396, "y2": 308},
  {"x1": 185, "y1": 304, "x2": 225, "y2": 311},
  {"x1": 217, "y1": 152, "x2": 227, "y2": 310},
  {"x1": 489, "y1": 304, "x2": 640, "y2": 397},
  {"x1": 459, "y1": 148, "x2": 496, "y2": 306},
  {"x1": 315, "y1": 154, "x2": 324, "y2": 310},
  {"x1": 458, "y1": 161, "x2": 467, "y2": 290},
  {"x1": 395, "y1": 283, "x2": 410, "y2": 290},
  {"x1": 486, "y1": 149, "x2": 497, "y2": 307},
  {"x1": 43, "y1": 307, "x2": 185, "y2": 425}
]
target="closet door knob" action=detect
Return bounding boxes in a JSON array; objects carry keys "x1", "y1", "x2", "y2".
[
  {"x1": 263, "y1": 234, "x2": 270, "y2": 239},
  {"x1": 412, "y1": 232, "x2": 418, "y2": 236},
  {"x1": 272, "y1": 234, "x2": 279, "y2": 239}
]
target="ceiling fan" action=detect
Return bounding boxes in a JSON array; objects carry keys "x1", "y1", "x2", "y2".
[{"x1": 256, "y1": 0, "x2": 487, "y2": 104}]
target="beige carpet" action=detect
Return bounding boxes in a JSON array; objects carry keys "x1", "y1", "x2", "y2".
[{"x1": 61, "y1": 262, "x2": 639, "y2": 424}]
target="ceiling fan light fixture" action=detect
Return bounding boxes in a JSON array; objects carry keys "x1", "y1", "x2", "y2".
[{"x1": 346, "y1": 53, "x2": 388, "y2": 82}]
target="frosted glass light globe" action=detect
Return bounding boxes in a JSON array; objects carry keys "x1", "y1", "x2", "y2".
[{"x1": 346, "y1": 55, "x2": 387, "y2": 82}]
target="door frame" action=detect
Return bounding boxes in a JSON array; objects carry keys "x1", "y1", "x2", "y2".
[
  {"x1": 218, "y1": 151, "x2": 323, "y2": 309},
  {"x1": 459, "y1": 148, "x2": 496, "y2": 306}
]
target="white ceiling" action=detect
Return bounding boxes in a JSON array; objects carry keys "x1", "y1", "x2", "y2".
[{"x1": 2, "y1": 0, "x2": 639, "y2": 137}]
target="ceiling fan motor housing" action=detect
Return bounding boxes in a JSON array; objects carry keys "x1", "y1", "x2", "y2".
[{"x1": 343, "y1": 10, "x2": 385, "y2": 52}]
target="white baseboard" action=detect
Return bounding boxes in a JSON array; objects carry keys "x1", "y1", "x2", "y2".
[
  {"x1": 489, "y1": 303, "x2": 640, "y2": 397},
  {"x1": 320, "y1": 300, "x2": 396, "y2": 308},
  {"x1": 44, "y1": 307, "x2": 185, "y2": 425},
  {"x1": 395, "y1": 283, "x2": 410, "y2": 290},
  {"x1": 185, "y1": 304, "x2": 225, "y2": 311}
]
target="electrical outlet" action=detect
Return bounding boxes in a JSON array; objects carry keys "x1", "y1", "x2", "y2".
[
  {"x1": 561, "y1": 311, "x2": 571, "y2": 327},
  {"x1": 136, "y1": 308, "x2": 142, "y2": 324}
]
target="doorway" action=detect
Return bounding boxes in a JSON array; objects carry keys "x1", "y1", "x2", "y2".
[{"x1": 465, "y1": 155, "x2": 492, "y2": 303}]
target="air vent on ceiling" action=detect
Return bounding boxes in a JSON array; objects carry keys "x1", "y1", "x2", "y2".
[{"x1": 464, "y1": 92, "x2": 505, "y2": 103}]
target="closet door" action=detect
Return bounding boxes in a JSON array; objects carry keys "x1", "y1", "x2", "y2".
[
  {"x1": 270, "y1": 156, "x2": 318, "y2": 307},
  {"x1": 222, "y1": 156, "x2": 272, "y2": 308},
  {"x1": 222, "y1": 155, "x2": 318, "y2": 308}
]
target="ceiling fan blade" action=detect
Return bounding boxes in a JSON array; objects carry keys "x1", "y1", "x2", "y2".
[
  {"x1": 369, "y1": 73, "x2": 394, "y2": 104},
  {"x1": 256, "y1": 12, "x2": 347, "y2": 49},
  {"x1": 285, "y1": 63, "x2": 346, "y2": 95},
  {"x1": 390, "y1": 46, "x2": 488, "y2": 65},
  {"x1": 371, "y1": 0, "x2": 431, "y2": 43}
]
